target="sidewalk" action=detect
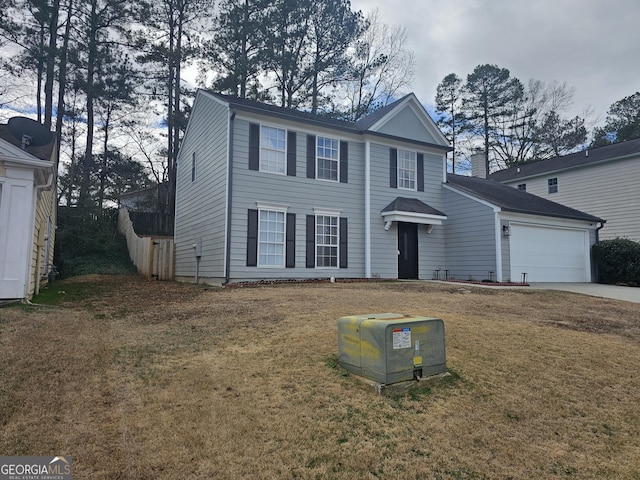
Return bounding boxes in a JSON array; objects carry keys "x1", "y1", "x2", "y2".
[{"x1": 528, "y1": 283, "x2": 640, "y2": 303}]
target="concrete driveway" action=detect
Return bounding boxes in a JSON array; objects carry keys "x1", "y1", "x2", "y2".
[{"x1": 528, "y1": 283, "x2": 640, "y2": 303}]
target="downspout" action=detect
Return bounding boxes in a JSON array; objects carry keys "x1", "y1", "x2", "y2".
[
  {"x1": 27, "y1": 170, "x2": 55, "y2": 299},
  {"x1": 224, "y1": 108, "x2": 236, "y2": 285},
  {"x1": 365, "y1": 140, "x2": 371, "y2": 278},
  {"x1": 593, "y1": 220, "x2": 606, "y2": 283}
]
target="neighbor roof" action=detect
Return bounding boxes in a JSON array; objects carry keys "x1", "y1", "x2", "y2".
[
  {"x1": 446, "y1": 174, "x2": 604, "y2": 223},
  {"x1": 0, "y1": 124, "x2": 55, "y2": 161},
  {"x1": 204, "y1": 91, "x2": 452, "y2": 152},
  {"x1": 490, "y1": 137, "x2": 640, "y2": 182}
]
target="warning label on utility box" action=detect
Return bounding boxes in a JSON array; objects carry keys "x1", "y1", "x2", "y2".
[{"x1": 392, "y1": 328, "x2": 411, "y2": 349}]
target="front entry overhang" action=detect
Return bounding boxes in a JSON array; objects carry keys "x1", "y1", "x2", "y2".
[{"x1": 381, "y1": 197, "x2": 447, "y2": 230}]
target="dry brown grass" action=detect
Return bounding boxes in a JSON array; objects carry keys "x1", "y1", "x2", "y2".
[{"x1": 1, "y1": 275, "x2": 640, "y2": 479}]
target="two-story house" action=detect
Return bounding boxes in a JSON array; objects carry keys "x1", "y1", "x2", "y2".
[
  {"x1": 174, "y1": 91, "x2": 604, "y2": 284},
  {"x1": 489, "y1": 138, "x2": 640, "y2": 242},
  {"x1": 0, "y1": 117, "x2": 57, "y2": 300}
]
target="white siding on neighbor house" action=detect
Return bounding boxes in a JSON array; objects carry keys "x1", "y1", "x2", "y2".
[
  {"x1": 503, "y1": 157, "x2": 639, "y2": 241},
  {"x1": 228, "y1": 116, "x2": 366, "y2": 281},
  {"x1": 368, "y1": 141, "x2": 446, "y2": 279},
  {"x1": 174, "y1": 93, "x2": 229, "y2": 282},
  {"x1": 443, "y1": 186, "x2": 498, "y2": 281},
  {"x1": 30, "y1": 174, "x2": 56, "y2": 297}
]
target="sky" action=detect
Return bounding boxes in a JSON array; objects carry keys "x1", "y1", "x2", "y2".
[{"x1": 350, "y1": 0, "x2": 640, "y2": 127}]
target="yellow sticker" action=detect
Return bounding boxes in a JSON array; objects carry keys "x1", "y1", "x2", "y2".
[{"x1": 413, "y1": 356, "x2": 423, "y2": 367}]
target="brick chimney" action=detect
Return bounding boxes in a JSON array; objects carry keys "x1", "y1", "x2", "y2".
[{"x1": 471, "y1": 152, "x2": 487, "y2": 178}]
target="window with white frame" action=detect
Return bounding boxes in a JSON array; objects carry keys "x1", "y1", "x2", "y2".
[
  {"x1": 260, "y1": 125, "x2": 286, "y2": 174},
  {"x1": 317, "y1": 136, "x2": 339, "y2": 181},
  {"x1": 316, "y1": 215, "x2": 338, "y2": 267},
  {"x1": 258, "y1": 209, "x2": 286, "y2": 266},
  {"x1": 397, "y1": 149, "x2": 416, "y2": 190},
  {"x1": 548, "y1": 177, "x2": 558, "y2": 194}
]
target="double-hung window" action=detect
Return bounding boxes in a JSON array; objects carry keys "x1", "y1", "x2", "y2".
[
  {"x1": 258, "y1": 208, "x2": 286, "y2": 267},
  {"x1": 316, "y1": 214, "x2": 338, "y2": 268},
  {"x1": 548, "y1": 177, "x2": 558, "y2": 194},
  {"x1": 398, "y1": 149, "x2": 417, "y2": 190},
  {"x1": 317, "y1": 136, "x2": 339, "y2": 181},
  {"x1": 260, "y1": 125, "x2": 286, "y2": 174}
]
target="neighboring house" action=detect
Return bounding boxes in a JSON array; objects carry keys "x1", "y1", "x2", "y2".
[
  {"x1": 174, "y1": 91, "x2": 604, "y2": 284},
  {"x1": 0, "y1": 117, "x2": 57, "y2": 300},
  {"x1": 120, "y1": 182, "x2": 169, "y2": 213},
  {"x1": 489, "y1": 138, "x2": 640, "y2": 242}
]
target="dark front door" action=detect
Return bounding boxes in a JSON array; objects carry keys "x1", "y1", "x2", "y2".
[{"x1": 398, "y1": 222, "x2": 418, "y2": 279}]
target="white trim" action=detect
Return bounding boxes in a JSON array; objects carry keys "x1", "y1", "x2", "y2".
[
  {"x1": 256, "y1": 201, "x2": 289, "y2": 212},
  {"x1": 315, "y1": 135, "x2": 340, "y2": 182},
  {"x1": 256, "y1": 208, "x2": 287, "y2": 269},
  {"x1": 494, "y1": 211, "x2": 503, "y2": 282},
  {"x1": 365, "y1": 140, "x2": 371, "y2": 278},
  {"x1": 381, "y1": 210, "x2": 446, "y2": 225},
  {"x1": 313, "y1": 207, "x2": 341, "y2": 216}
]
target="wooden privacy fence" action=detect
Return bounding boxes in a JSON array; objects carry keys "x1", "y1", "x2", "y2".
[{"x1": 118, "y1": 208, "x2": 175, "y2": 280}]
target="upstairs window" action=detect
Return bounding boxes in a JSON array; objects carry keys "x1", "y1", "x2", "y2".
[
  {"x1": 317, "y1": 136, "x2": 339, "y2": 181},
  {"x1": 548, "y1": 178, "x2": 558, "y2": 194},
  {"x1": 517, "y1": 183, "x2": 526, "y2": 191},
  {"x1": 260, "y1": 126, "x2": 286, "y2": 174},
  {"x1": 397, "y1": 149, "x2": 417, "y2": 190}
]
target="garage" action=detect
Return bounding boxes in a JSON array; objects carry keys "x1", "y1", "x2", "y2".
[{"x1": 510, "y1": 224, "x2": 590, "y2": 282}]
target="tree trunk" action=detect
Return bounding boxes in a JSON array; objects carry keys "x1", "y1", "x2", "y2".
[{"x1": 44, "y1": 0, "x2": 60, "y2": 129}]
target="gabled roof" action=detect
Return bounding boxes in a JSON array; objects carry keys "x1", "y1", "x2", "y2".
[
  {"x1": 490, "y1": 137, "x2": 640, "y2": 182},
  {"x1": 382, "y1": 197, "x2": 446, "y2": 217},
  {"x1": 446, "y1": 174, "x2": 603, "y2": 223},
  {"x1": 381, "y1": 197, "x2": 447, "y2": 226},
  {"x1": 201, "y1": 91, "x2": 451, "y2": 152}
]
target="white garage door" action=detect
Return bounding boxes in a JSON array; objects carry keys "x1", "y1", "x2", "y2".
[{"x1": 510, "y1": 224, "x2": 589, "y2": 282}]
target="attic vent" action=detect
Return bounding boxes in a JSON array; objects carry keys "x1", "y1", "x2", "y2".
[{"x1": 585, "y1": 150, "x2": 589, "y2": 157}]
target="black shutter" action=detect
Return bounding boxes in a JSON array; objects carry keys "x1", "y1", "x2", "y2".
[
  {"x1": 249, "y1": 123, "x2": 260, "y2": 171},
  {"x1": 247, "y1": 209, "x2": 258, "y2": 266},
  {"x1": 286, "y1": 213, "x2": 296, "y2": 268},
  {"x1": 307, "y1": 134, "x2": 316, "y2": 179},
  {"x1": 339, "y1": 217, "x2": 348, "y2": 269},
  {"x1": 390, "y1": 148, "x2": 397, "y2": 188},
  {"x1": 306, "y1": 215, "x2": 315, "y2": 268},
  {"x1": 417, "y1": 153, "x2": 424, "y2": 192},
  {"x1": 339, "y1": 141, "x2": 348, "y2": 183},
  {"x1": 287, "y1": 131, "x2": 296, "y2": 176}
]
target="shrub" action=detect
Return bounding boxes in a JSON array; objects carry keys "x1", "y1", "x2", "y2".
[
  {"x1": 54, "y1": 207, "x2": 136, "y2": 278},
  {"x1": 592, "y1": 238, "x2": 640, "y2": 286}
]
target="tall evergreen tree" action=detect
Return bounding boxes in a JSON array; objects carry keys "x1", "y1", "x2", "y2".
[
  {"x1": 591, "y1": 92, "x2": 640, "y2": 147},
  {"x1": 435, "y1": 73, "x2": 467, "y2": 173},
  {"x1": 137, "y1": 0, "x2": 213, "y2": 219},
  {"x1": 463, "y1": 64, "x2": 523, "y2": 174},
  {"x1": 202, "y1": 0, "x2": 268, "y2": 99}
]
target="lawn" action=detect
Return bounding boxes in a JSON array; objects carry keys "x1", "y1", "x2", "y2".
[{"x1": 1, "y1": 275, "x2": 640, "y2": 479}]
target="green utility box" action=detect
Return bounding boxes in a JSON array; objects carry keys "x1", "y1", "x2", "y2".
[{"x1": 338, "y1": 313, "x2": 446, "y2": 384}]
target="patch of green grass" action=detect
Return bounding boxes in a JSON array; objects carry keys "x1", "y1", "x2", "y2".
[
  {"x1": 324, "y1": 354, "x2": 349, "y2": 377},
  {"x1": 29, "y1": 279, "x2": 111, "y2": 306}
]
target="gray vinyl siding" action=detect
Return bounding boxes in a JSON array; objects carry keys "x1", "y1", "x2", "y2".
[
  {"x1": 227, "y1": 117, "x2": 365, "y2": 281},
  {"x1": 174, "y1": 93, "x2": 229, "y2": 282},
  {"x1": 502, "y1": 157, "x2": 640, "y2": 242},
  {"x1": 369, "y1": 142, "x2": 446, "y2": 279},
  {"x1": 375, "y1": 107, "x2": 440, "y2": 145},
  {"x1": 443, "y1": 188, "x2": 497, "y2": 280}
]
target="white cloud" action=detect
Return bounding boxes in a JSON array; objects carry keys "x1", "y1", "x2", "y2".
[{"x1": 351, "y1": 0, "x2": 640, "y2": 124}]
